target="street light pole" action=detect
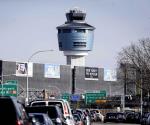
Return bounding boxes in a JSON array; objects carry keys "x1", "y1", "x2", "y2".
[{"x1": 25, "y1": 49, "x2": 54, "y2": 105}]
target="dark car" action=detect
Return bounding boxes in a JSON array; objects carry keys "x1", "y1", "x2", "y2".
[
  {"x1": 146, "y1": 113, "x2": 150, "y2": 125},
  {"x1": 116, "y1": 113, "x2": 126, "y2": 123},
  {"x1": 29, "y1": 113, "x2": 54, "y2": 125},
  {"x1": 73, "y1": 113, "x2": 84, "y2": 125},
  {"x1": 104, "y1": 112, "x2": 125, "y2": 123},
  {"x1": 0, "y1": 96, "x2": 31, "y2": 125},
  {"x1": 125, "y1": 111, "x2": 141, "y2": 124},
  {"x1": 25, "y1": 105, "x2": 67, "y2": 125},
  {"x1": 141, "y1": 112, "x2": 150, "y2": 125}
]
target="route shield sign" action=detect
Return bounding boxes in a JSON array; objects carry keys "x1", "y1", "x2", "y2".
[{"x1": 71, "y1": 94, "x2": 80, "y2": 101}]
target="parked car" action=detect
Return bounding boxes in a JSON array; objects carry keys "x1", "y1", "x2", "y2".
[
  {"x1": 30, "y1": 99, "x2": 75, "y2": 125},
  {"x1": 0, "y1": 96, "x2": 31, "y2": 125},
  {"x1": 116, "y1": 112, "x2": 126, "y2": 123},
  {"x1": 141, "y1": 112, "x2": 150, "y2": 125},
  {"x1": 29, "y1": 113, "x2": 54, "y2": 125},
  {"x1": 26, "y1": 105, "x2": 67, "y2": 125},
  {"x1": 125, "y1": 111, "x2": 141, "y2": 124},
  {"x1": 104, "y1": 112, "x2": 125, "y2": 123},
  {"x1": 146, "y1": 113, "x2": 150, "y2": 125}
]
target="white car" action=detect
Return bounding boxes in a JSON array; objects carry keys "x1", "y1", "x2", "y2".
[{"x1": 30, "y1": 99, "x2": 75, "y2": 125}]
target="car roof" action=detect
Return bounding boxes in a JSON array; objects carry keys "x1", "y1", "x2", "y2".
[{"x1": 29, "y1": 113, "x2": 48, "y2": 116}]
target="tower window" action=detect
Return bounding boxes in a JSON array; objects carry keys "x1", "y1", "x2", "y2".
[
  {"x1": 74, "y1": 29, "x2": 85, "y2": 33},
  {"x1": 71, "y1": 16, "x2": 84, "y2": 21},
  {"x1": 62, "y1": 29, "x2": 71, "y2": 33},
  {"x1": 88, "y1": 29, "x2": 93, "y2": 32},
  {"x1": 58, "y1": 29, "x2": 61, "y2": 33},
  {"x1": 73, "y1": 42, "x2": 86, "y2": 47}
]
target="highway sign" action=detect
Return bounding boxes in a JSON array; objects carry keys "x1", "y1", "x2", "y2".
[
  {"x1": 61, "y1": 93, "x2": 70, "y2": 101},
  {"x1": 0, "y1": 80, "x2": 18, "y2": 97},
  {"x1": 85, "y1": 90, "x2": 106, "y2": 104},
  {"x1": 71, "y1": 94, "x2": 80, "y2": 101},
  {"x1": 5, "y1": 80, "x2": 18, "y2": 84}
]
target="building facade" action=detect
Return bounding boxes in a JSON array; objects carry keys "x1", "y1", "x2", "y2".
[{"x1": 0, "y1": 60, "x2": 123, "y2": 102}]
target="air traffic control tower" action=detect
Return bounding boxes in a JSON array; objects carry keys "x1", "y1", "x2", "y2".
[{"x1": 57, "y1": 8, "x2": 95, "y2": 68}]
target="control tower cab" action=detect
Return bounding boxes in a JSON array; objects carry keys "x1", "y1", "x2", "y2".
[{"x1": 57, "y1": 8, "x2": 95, "y2": 68}]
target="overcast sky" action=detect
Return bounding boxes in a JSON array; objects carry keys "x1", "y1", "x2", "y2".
[{"x1": 0, "y1": 0, "x2": 150, "y2": 69}]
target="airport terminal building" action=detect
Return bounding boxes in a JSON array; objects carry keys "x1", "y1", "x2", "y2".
[{"x1": 0, "y1": 60, "x2": 123, "y2": 102}]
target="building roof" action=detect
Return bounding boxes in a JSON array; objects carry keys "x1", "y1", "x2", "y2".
[{"x1": 57, "y1": 22, "x2": 95, "y2": 30}]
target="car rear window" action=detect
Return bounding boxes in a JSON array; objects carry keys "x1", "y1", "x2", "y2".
[
  {"x1": 31, "y1": 102, "x2": 46, "y2": 106},
  {"x1": 47, "y1": 107, "x2": 58, "y2": 118},
  {"x1": 26, "y1": 106, "x2": 59, "y2": 119},
  {"x1": 48, "y1": 102, "x2": 63, "y2": 113}
]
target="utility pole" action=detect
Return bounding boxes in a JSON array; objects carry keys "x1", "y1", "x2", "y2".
[
  {"x1": 140, "y1": 68, "x2": 143, "y2": 116},
  {"x1": 123, "y1": 64, "x2": 127, "y2": 112},
  {"x1": 120, "y1": 63, "x2": 127, "y2": 112},
  {"x1": 72, "y1": 67, "x2": 76, "y2": 94},
  {"x1": 148, "y1": 91, "x2": 149, "y2": 112}
]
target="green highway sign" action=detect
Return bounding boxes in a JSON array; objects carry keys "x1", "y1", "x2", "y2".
[
  {"x1": 5, "y1": 80, "x2": 18, "y2": 84},
  {"x1": 0, "y1": 83, "x2": 18, "y2": 97},
  {"x1": 61, "y1": 93, "x2": 70, "y2": 101},
  {"x1": 85, "y1": 90, "x2": 106, "y2": 104}
]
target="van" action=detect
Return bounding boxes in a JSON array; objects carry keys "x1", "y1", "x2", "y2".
[{"x1": 30, "y1": 99, "x2": 75, "y2": 125}]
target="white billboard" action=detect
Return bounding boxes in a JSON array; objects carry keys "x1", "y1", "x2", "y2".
[
  {"x1": 104, "y1": 69, "x2": 117, "y2": 81},
  {"x1": 44, "y1": 64, "x2": 60, "y2": 78},
  {"x1": 16, "y1": 62, "x2": 33, "y2": 77}
]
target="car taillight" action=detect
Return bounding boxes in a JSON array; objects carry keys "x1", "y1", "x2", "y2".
[
  {"x1": 64, "y1": 105, "x2": 69, "y2": 115},
  {"x1": 16, "y1": 120, "x2": 23, "y2": 125}
]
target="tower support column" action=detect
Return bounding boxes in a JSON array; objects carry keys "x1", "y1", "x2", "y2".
[{"x1": 67, "y1": 56, "x2": 85, "y2": 68}]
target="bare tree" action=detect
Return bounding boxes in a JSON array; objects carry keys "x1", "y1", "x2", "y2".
[{"x1": 117, "y1": 38, "x2": 150, "y2": 96}]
